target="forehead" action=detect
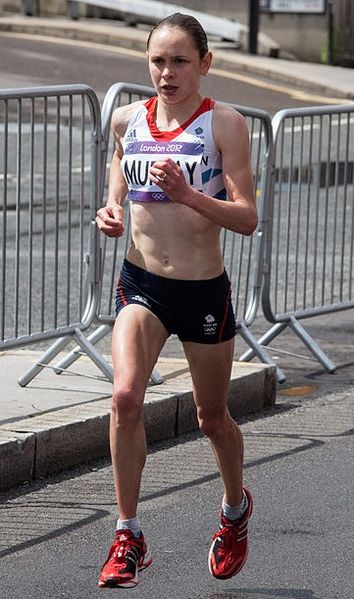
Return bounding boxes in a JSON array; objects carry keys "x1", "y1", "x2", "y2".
[{"x1": 148, "y1": 25, "x2": 198, "y2": 55}]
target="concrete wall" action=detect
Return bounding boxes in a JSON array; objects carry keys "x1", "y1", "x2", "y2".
[
  {"x1": 0, "y1": 0, "x2": 86, "y2": 16},
  {"x1": 0, "y1": 0, "x2": 21, "y2": 12},
  {"x1": 0, "y1": 0, "x2": 331, "y2": 62},
  {"x1": 171, "y1": 0, "x2": 328, "y2": 62}
]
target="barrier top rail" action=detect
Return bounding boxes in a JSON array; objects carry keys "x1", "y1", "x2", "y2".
[
  {"x1": 0, "y1": 84, "x2": 100, "y2": 104},
  {"x1": 101, "y1": 83, "x2": 273, "y2": 138},
  {"x1": 101, "y1": 82, "x2": 156, "y2": 143},
  {"x1": 272, "y1": 103, "x2": 354, "y2": 139}
]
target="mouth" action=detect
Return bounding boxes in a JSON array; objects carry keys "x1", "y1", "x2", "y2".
[{"x1": 161, "y1": 85, "x2": 178, "y2": 94}]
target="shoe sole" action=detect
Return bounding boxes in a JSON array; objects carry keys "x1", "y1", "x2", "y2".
[{"x1": 208, "y1": 545, "x2": 248, "y2": 579}]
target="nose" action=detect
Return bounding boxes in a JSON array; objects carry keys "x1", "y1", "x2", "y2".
[{"x1": 161, "y1": 64, "x2": 174, "y2": 79}]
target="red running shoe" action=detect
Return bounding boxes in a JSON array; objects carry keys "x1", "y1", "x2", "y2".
[
  {"x1": 98, "y1": 529, "x2": 152, "y2": 588},
  {"x1": 208, "y1": 486, "x2": 253, "y2": 579}
]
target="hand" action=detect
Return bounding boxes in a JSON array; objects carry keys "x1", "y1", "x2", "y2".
[
  {"x1": 149, "y1": 158, "x2": 194, "y2": 205},
  {"x1": 95, "y1": 205, "x2": 125, "y2": 237}
]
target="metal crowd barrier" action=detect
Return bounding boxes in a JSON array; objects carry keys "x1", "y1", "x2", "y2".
[
  {"x1": 7, "y1": 86, "x2": 351, "y2": 386},
  {"x1": 54, "y1": 82, "x2": 277, "y2": 381},
  {"x1": 0, "y1": 85, "x2": 105, "y2": 385},
  {"x1": 240, "y1": 104, "x2": 354, "y2": 374}
]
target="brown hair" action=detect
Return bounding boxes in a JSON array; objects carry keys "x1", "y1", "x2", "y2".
[{"x1": 147, "y1": 13, "x2": 209, "y2": 59}]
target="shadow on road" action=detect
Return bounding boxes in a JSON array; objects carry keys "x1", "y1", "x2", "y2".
[{"x1": 206, "y1": 587, "x2": 321, "y2": 599}]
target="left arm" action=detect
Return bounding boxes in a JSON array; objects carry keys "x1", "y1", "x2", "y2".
[{"x1": 149, "y1": 103, "x2": 258, "y2": 235}]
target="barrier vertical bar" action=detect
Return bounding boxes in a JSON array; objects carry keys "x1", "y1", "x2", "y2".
[
  {"x1": 313, "y1": 114, "x2": 321, "y2": 308},
  {"x1": 41, "y1": 96, "x2": 48, "y2": 332},
  {"x1": 14, "y1": 99, "x2": 22, "y2": 338},
  {"x1": 79, "y1": 95, "x2": 86, "y2": 314},
  {"x1": 66, "y1": 95, "x2": 73, "y2": 325},
  {"x1": 28, "y1": 97, "x2": 35, "y2": 334},
  {"x1": 294, "y1": 116, "x2": 304, "y2": 312},
  {"x1": 1, "y1": 100, "x2": 9, "y2": 341},
  {"x1": 54, "y1": 96, "x2": 60, "y2": 329},
  {"x1": 303, "y1": 115, "x2": 313, "y2": 309}
]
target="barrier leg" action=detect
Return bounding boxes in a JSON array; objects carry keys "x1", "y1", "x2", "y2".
[
  {"x1": 288, "y1": 316, "x2": 337, "y2": 373},
  {"x1": 54, "y1": 324, "x2": 164, "y2": 385},
  {"x1": 150, "y1": 367, "x2": 164, "y2": 385},
  {"x1": 73, "y1": 327, "x2": 114, "y2": 382},
  {"x1": 239, "y1": 322, "x2": 288, "y2": 362},
  {"x1": 54, "y1": 324, "x2": 111, "y2": 373},
  {"x1": 238, "y1": 322, "x2": 286, "y2": 383},
  {"x1": 18, "y1": 336, "x2": 72, "y2": 387}
]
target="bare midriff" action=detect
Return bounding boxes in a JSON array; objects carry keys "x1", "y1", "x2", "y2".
[{"x1": 126, "y1": 201, "x2": 224, "y2": 280}]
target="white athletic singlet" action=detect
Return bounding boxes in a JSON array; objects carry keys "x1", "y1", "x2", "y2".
[{"x1": 120, "y1": 97, "x2": 226, "y2": 203}]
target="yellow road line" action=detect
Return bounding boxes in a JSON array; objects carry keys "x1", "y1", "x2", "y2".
[
  {"x1": 0, "y1": 30, "x2": 144, "y2": 58},
  {"x1": 1, "y1": 31, "x2": 350, "y2": 104},
  {"x1": 210, "y1": 66, "x2": 351, "y2": 105}
]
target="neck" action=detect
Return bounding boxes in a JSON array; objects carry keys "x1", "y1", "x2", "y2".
[{"x1": 155, "y1": 93, "x2": 204, "y2": 129}]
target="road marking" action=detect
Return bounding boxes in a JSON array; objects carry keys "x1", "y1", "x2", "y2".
[
  {"x1": 0, "y1": 31, "x2": 350, "y2": 104},
  {"x1": 0, "y1": 30, "x2": 144, "y2": 58},
  {"x1": 210, "y1": 66, "x2": 351, "y2": 105}
]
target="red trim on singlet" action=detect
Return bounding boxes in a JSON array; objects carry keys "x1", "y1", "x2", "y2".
[
  {"x1": 144, "y1": 96, "x2": 215, "y2": 141},
  {"x1": 218, "y1": 281, "x2": 232, "y2": 342}
]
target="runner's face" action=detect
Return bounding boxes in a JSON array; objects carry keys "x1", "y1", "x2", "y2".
[{"x1": 147, "y1": 26, "x2": 211, "y2": 103}]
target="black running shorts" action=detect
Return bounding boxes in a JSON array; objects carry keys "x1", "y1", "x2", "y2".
[{"x1": 115, "y1": 259, "x2": 236, "y2": 344}]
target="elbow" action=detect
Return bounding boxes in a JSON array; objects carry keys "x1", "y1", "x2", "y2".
[{"x1": 242, "y1": 211, "x2": 258, "y2": 236}]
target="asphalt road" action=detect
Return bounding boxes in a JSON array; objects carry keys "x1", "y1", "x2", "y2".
[
  {"x1": 0, "y1": 33, "x2": 346, "y2": 114},
  {"x1": 0, "y1": 390, "x2": 353, "y2": 598}
]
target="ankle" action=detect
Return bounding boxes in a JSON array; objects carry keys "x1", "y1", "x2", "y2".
[
  {"x1": 116, "y1": 516, "x2": 141, "y2": 537},
  {"x1": 222, "y1": 491, "x2": 248, "y2": 521}
]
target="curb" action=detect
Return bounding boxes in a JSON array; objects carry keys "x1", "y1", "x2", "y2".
[{"x1": 0, "y1": 361, "x2": 276, "y2": 491}]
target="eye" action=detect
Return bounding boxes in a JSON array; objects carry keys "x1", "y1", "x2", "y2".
[
  {"x1": 151, "y1": 57, "x2": 164, "y2": 66},
  {"x1": 175, "y1": 58, "x2": 187, "y2": 64}
]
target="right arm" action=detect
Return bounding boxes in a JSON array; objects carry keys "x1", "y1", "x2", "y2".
[{"x1": 95, "y1": 104, "x2": 138, "y2": 238}]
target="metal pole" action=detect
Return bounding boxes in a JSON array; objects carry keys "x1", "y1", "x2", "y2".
[
  {"x1": 22, "y1": 0, "x2": 37, "y2": 16},
  {"x1": 328, "y1": 1, "x2": 335, "y2": 65},
  {"x1": 68, "y1": 1, "x2": 80, "y2": 20},
  {"x1": 249, "y1": 0, "x2": 260, "y2": 55}
]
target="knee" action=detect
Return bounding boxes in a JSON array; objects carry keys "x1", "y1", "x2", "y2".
[
  {"x1": 111, "y1": 385, "x2": 143, "y2": 427},
  {"x1": 197, "y1": 406, "x2": 229, "y2": 439}
]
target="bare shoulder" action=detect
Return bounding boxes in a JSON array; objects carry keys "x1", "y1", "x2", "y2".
[
  {"x1": 111, "y1": 99, "x2": 146, "y2": 141},
  {"x1": 212, "y1": 101, "x2": 249, "y2": 148}
]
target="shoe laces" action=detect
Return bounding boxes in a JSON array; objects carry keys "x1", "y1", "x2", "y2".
[
  {"x1": 213, "y1": 515, "x2": 246, "y2": 545},
  {"x1": 111, "y1": 530, "x2": 142, "y2": 564}
]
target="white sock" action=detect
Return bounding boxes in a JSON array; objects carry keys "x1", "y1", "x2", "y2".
[
  {"x1": 222, "y1": 491, "x2": 248, "y2": 521},
  {"x1": 116, "y1": 516, "x2": 141, "y2": 537}
]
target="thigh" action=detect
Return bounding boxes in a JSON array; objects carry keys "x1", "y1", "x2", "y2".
[
  {"x1": 183, "y1": 338, "x2": 235, "y2": 411},
  {"x1": 112, "y1": 304, "x2": 169, "y2": 394}
]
